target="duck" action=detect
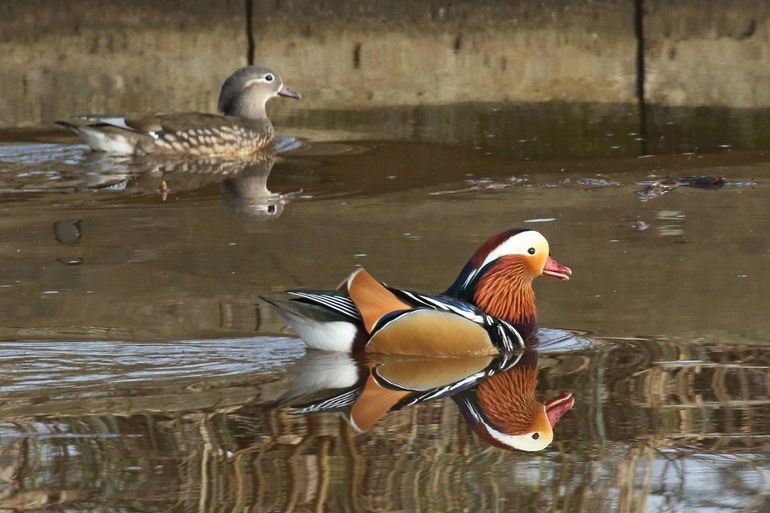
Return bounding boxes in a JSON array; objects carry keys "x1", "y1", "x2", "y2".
[
  {"x1": 56, "y1": 66, "x2": 301, "y2": 156},
  {"x1": 280, "y1": 350, "x2": 574, "y2": 452},
  {"x1": 263, "y1": 228, "x2": 572, "y2": 356}
]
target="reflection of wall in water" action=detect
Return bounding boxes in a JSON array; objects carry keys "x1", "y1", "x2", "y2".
[{"x1": 1, "y1": 341, "x2": 768, "y2": 512}]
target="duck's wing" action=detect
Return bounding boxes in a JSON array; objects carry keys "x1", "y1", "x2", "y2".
[
  {"x1": 286, "y1": 290, "x2": 362, "y2": 322},
  {"x1": 344, "y1": 268, "x2": 413, "y2": 332},
  {"x1": 293, "y1": 270, "x2": 489, "y2": 328},
  {"x1": 121, "y1": 112, "x2": 257, "y2": 133},
  {"x1": 127, "y1": 113, "x2": 272, "y2": 155},
  {"x1": 390, "y1": 289, "x2": 487, "y2": 322}
]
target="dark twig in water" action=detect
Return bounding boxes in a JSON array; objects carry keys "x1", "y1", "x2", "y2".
[{"x1": 637, "y1": 176, "x2": 726, "y2": 201}]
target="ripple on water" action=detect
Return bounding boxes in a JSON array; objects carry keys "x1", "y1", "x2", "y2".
[
  {"x1": 0, "y1": 143, "x2": 89, "y2": 166},
  {"x1": 0, "y1": 337, "x2": 305, "y2": 395}
]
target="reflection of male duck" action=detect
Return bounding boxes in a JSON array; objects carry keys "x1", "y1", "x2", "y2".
[{"x1": 279, "y1": 350, "x2": 574, "y2": 452}]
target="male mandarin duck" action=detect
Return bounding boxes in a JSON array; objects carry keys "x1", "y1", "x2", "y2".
[
  {"x1": 264, "y1": 228, "x2": 572, "y2": 356},
  {"x1": 281, "y1": 350, "x2": 574, "y2": 451},
  {"x1": 57, "y1": 66, "x2": 300, "y2": 156}
]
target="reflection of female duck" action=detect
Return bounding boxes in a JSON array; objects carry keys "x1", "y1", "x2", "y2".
[
  {"x1": 219, "y1": 156, "x2": 286, "y2": 220},
  {"x1": 134, "y1": 153, "x2": 288, "y2": 220},
  {"x1": 280, "y1": 350, "x2": 573, "y2": 452},
  {"x1": 74, "y1": 150, "x2": 291, "y2": 220}
]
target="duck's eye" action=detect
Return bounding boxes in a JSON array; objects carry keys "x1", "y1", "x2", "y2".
[
  {"x1": 264, "y1": 74, "x2": 274, "y2": 82},
  {"x1": 527, "y1": 247, "x2": 536, "y2": 255},
  {"x1": 532, "y1": 433, "x2": 540, "y2": 440}
]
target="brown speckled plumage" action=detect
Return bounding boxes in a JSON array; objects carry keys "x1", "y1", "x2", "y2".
[
  {"x1": 57, "y1": 66, "x2": 299, "y2": 156},
  {"x1": 146, "y1": 117, "x2": 273, "y2": 156}
]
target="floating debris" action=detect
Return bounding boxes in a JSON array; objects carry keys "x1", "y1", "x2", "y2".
[
  {"x1": 430, "y1": 176, "x2": 529, "y2": 196},
  {"x1": 575, "y1": 178, "x2": 619, "y2": 187},
  {"x1": 53, "y1": 219, "x2": 82, "y2": 245},
  {"x1": 57, "y1": 257, "x2": 83, "y2": 265},
  {"x1": 637, "y1": 176, "x2": 726, "y2": 201}
]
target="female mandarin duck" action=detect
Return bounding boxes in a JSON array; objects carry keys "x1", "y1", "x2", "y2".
[
  {"x1": 281, "y1": 350, "x2": 574, "y2": 451},
  {"x1": 57, "y1": 66, "x2": 300, "y2": 156},
  {"x1": 265, "y1": 228, "x2": 572, "y2": 356}
]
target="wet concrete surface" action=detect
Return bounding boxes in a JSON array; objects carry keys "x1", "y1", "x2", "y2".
[{"x1": 0, "y1": 102, "x2": 769, "y2": 511}]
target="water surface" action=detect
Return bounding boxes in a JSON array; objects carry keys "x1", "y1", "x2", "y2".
[{"x1": 0, "y1": 103, "x2": 768, "y2": 512}]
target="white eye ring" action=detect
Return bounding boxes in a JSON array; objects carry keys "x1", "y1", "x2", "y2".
[{"x1": 264, "y1": 74, "x2": 274, "y2": 82}]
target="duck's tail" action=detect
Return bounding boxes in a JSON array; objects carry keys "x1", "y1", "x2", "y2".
[
  {"x1": 261, "y1": 296, "x2": 365, "y2": 352},
  {"x1": 56, "y1": 116, "x2": 145, "y2": 154}
]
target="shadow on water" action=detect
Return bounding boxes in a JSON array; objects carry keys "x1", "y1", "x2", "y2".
[
  {"x1": 279, "y1": 102, "x2": 770, "y2": 158},
  {"x1": 0, "y1": 101, "x2": 769, "y2": 511}
]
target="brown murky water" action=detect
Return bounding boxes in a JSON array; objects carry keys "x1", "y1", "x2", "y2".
[{"x1": 0, "y1": 103, "x2": 769, "y2": 512}]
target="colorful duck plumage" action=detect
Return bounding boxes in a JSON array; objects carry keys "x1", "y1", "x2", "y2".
[{"x1": 264, "y1": 229, "x2": 572, "y2": 356}]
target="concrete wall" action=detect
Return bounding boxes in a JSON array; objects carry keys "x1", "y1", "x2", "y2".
[
  {"x1": 0, "y1": 0, "x2": 768, "y2": 128},
  {"x1": 249, "y1": 1, "x2": 637, "y2": 107},
  {"x1": 0, "y1": 0, "x2": 246, "y2": 127},
  {"x1": 645, "y1": 0, "x2": 770, "y2": 107}
]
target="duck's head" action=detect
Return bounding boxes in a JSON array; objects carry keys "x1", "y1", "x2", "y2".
[
  {"x1": 218, "y1": 66, "x2": 301, "y2": 119},
  {"x1": 445, "y1": 229, "x2": 571, "y2": 335},
  {"x1": 455, "y1": 353, "x2": 574, "y2": 452},
  {"x1": 448, "y1": 229, "x2": 571, "y2": 297}
]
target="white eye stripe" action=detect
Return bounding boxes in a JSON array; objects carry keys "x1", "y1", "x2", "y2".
[
  {"x1": 479, "y1": 231, "x2": 549, "y2": 270},
  {"x1": 242, "y1": 75, "x2": 276, "y2": 89},
  {"x1": 242, "y1": 78, "x2": 259, "y2": 89}
]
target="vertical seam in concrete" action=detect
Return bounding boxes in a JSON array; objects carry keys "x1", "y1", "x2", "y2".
[
  {"x1": 245, "y1": 0, "x2": 255, "y2": 65},
  {"x1": 634, "y1": 0, "x2": 648, "y2": 155}
]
